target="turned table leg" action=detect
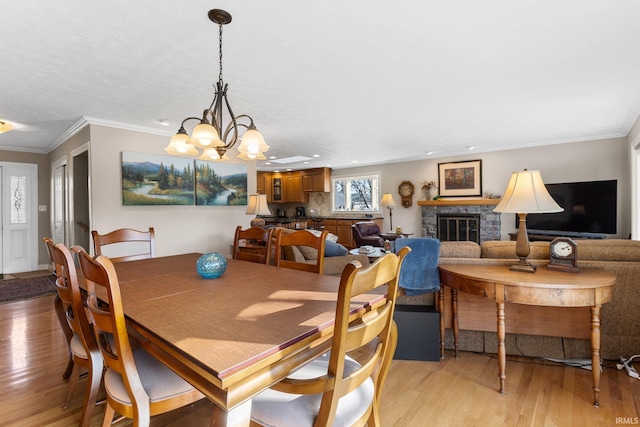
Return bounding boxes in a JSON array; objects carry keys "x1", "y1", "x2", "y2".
[
  {"x1": 591, "y1": 305, "x2": 602, "y2": 407},
  {"x1": 497, "y1": 301, "x2": 506, "y2": 394},
  {"x1": 439, "y1": 288, "x2": 445, "y2": 359},
  {"x1": 452, "y1": 288, "x2": 459, "y2": 358}
]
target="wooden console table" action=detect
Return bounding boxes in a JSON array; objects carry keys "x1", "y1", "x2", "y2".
[{"x1": 438, "y1": 264, "x2": 615, "y2": 406}]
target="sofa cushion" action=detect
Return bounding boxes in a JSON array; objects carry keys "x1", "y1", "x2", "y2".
[
  {"x1": 282, "y1": 245, "x2": 306, "y2": 262},
  {"x1": 480, "y1": 241, "x2": 549, "y2": 259},
  {"x1": 306, "y1": 229, "x2": 339, "y2": 242},
  {"x1": 324, "y1": 241, "x2": 348, "y2": 257},
  {"x1": 298, "y1": 245, "x2": 319, "y2": 260},
  {"x1": 440, "y1": 241, "x2": 481, "y2": 258},
  {"x1": 575, "y1": 239, "x2": 640, "y2": 261}
]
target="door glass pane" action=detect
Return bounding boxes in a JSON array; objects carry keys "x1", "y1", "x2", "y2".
[{"x1": 10, "y1": 175, "x2": 27, "y2": 224}]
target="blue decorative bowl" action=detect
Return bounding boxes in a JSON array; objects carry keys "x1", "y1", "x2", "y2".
[{"x1": 196, "y1": 253, "x2": 227, "y2": 279}]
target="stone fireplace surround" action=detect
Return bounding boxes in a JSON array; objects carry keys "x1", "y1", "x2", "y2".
[{"x1": 419, "y1": 199, "x2": 501, "y2": 243}]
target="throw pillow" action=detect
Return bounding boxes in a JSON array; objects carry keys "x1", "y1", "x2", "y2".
[{"x1": 324, "y1": 240, "x2": 348, "y2": 257}]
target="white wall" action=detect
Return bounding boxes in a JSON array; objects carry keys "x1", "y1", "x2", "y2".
[
  {"x1": 335, "y1": 137, "x2": 630, "y2": 240},
  {"x1": 89, "y1": 125, "x2": 255, "y2": 257}
]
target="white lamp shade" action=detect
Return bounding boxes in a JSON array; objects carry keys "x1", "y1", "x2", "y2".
[
  {"x1": 237, "y1": 128, "x2": 269, "y2": 155},
  {"x1": 190, "y1": 122, "x2": 223, "y2": 148},
  {"x1": 380, "y1": 193, "x2": 397, "y2": 207},
  {"x1": 246, "y1": 194, "x2": 271, "y2": 216},
  {"x1": 0, "y1": 120, "x2": 14, "y2": 133},
  {"x1": 494, "y1": 170, "x2": 563, "y2": 214},
  {"x1": 164, "y1": 133, "x2": 199, "y2": 156}
]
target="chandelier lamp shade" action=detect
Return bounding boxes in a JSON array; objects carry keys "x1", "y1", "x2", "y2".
[
  {"x1": 164, "y1": 9, "x2": 269, "y2": 161},
  {"x1": 0, "y1": 118, "x2": 14, "y2": 134},
  {"x1": 493, "y1": 169, "x2": 563, "y2": 273}
]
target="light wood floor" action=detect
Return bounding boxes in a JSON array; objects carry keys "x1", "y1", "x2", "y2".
[{"x1": 1, "y1": 294, "x2": 638, "y2": 426}]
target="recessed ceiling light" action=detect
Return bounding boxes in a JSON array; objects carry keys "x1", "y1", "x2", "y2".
[
  {"x1": 312, "y1": 154, "x2": 320, "y2": 158},
  {"x1": 269, "y1": 156, "x2": 277, "y2": 160},
  {"x1": 466, "y1": 146, "x2": 476, "y2": 151},
  {"x1": 264, "y1": 162, "x2": 271, "y2": 165},
  {"x1": 303, "y1": 161, "x2": 309, "y2": 164},
  {"x1": 426, "y1": 151, "x2": 434, "y2": 155},
  {"x1": 352, "y1": 160, "x2": 358, "y2": 163},
  {"x1": 286, "y1": 168, "x2": 292, "y2": 171},
  {"x1": 158, "y1": 119, "x2": 171, "y2": 126}
]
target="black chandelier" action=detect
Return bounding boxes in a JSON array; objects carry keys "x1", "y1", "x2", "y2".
[{"x1": 165, "y1": 9, "x2": 268, "y2": 161}]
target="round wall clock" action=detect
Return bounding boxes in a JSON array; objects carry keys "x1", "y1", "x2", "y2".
[
  {"x1": 398, "y1": 181, "x2": 414, "y2": 208},
  {"x1": 547, "y1": 237, "x2": 579, "y2": 273}
]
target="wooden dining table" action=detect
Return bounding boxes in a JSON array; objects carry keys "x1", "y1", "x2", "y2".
[{"x1": 100, "y1": 253, "x2": 383, "y2": 426}]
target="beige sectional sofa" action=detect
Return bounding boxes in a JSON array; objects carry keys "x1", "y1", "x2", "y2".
[{"x1": 398, "y1": 239, "x2": 640, "y2": 361}]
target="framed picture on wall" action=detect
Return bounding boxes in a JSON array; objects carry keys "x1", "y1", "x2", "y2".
[
  {"x1": 122, "y1": 152, "x2": 195, "y2": 205},
  {"x1": 438, "y1": 159, "x2": 482, "y2": 197}
]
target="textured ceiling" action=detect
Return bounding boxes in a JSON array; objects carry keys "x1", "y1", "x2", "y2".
[{"x1": 1, "y1": 1, "x2": 640, "y2": 171}]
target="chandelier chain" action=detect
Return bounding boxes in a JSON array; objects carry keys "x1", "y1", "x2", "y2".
[{"x1": 218, "y1": 22, "x2": 224, "y2": 83}]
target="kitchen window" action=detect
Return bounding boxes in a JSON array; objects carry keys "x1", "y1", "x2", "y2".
[{"x1": 331, "y1": 173, "x2": 381, "y2": 213}]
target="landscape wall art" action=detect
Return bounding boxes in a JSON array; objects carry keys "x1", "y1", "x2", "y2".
[{"x1": 121, "y1": 151, "x2": 248, "y2": 206}]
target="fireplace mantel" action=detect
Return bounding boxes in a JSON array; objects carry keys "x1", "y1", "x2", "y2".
[{"x1": 418, "y1": 198, "x2": 500, "y2": 207}]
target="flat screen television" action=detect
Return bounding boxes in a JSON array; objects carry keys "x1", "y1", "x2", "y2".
[{"x1": 523, "y1": 179, "x2": 617, "y2": 238}]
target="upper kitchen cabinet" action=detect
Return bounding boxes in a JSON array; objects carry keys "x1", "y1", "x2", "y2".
[
  {"x1": 302, "y1": 167, "x2": 331, "y2": 192},
  {"x1": 283, "y1": 172, "x2": 308, "y2": 203},
  {"x1": 260, "y1": 171, "x2": 308, "y2": 203}
]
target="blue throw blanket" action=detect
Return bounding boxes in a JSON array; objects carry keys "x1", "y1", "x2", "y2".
[{"x1": 394, "y1": 238, "x2": 441, "y2": 296}]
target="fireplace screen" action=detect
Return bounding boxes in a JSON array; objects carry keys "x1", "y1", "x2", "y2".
[{"x1": 437, "y1": 214, "x2": 480, "y2": 243}]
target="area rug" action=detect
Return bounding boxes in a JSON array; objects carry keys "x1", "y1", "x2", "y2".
[{"x1": 0, "y1": 274, "x2": 57, "y2": 304}]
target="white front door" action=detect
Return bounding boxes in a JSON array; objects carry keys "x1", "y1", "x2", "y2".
[{"x1": 1, "y1": 162, "x2": 38, "y2": 274}]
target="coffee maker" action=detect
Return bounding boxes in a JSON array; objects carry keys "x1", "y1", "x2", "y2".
[{"x1": 295, "y1": 206, "x2": 306, "y2": 217}]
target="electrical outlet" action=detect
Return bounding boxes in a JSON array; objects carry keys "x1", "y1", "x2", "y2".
[{"x1": 38, "y1": 205, "x2": 47, "y2": 212}]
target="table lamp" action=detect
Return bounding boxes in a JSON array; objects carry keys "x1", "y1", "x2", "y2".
[
  {"x1": 493, "y1": 170, "x2": 563, "y2": 273},
  {"x1": 380, "y1": 193, "x2": 397, "y2": 232},
  {"x1": 246, "y1": 194, "x2": 271, "y2": 227}
]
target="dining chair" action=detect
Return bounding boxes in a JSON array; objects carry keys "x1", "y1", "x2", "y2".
[
  {"x1": 43, "y1": 238, "x2": 104, "y2": 427},
  {"x1": 72, "y1": 246, "x2": 205, "y2": 426},
  {"x1": 91, "y1": 227, "x2": 156, "y2": 262},
  {"x1": 232, "y1": 225, "x2": 274, "y2": 265},
  {"x1": 274, "y1": 229, "x2": 328, "y2": 274},
  {"x1": 250, "y1": 246, "x2": 411, "y2": 427}
]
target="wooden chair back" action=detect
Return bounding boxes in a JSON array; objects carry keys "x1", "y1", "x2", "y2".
[
  {"x1": 73, "y1": 247, "x2": 139, "y2": 399},
  {"x1": 43, "y1": 238, "x2": 103, "y2": 427},
  {"x1": 274, "y1": 229, "x2": 328, "y2": 274},
  {"x1": 73, "y1": 246, "x2": 203, "y2": 425},
  {"x1": 44, "y1": 238, "x2": 99, "y2": 361},
  {"x1": 232, "y1": 226, "x2": 274, "y2": 265},
  {"x1": 91, "y1": 227, "x2": 155, "y2": 262},
  {"x1": 263, "y1": 247, "x2": 410, "y2": 426}
]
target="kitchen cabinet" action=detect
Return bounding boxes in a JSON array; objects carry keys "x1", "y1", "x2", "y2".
[
  {"x1": 257, "y1": 172, "x2": 268, "y2": 195},
  {"x1": 283, "y1": 173, "x2": 308, "y2": 203},
  {"x1": 266, "y1": 172, "x2": 309, "y2": 203},
  {"x1": 271, "y1": 176, "x2": 283, "y2": 202},
  {"x1": 302, "y1": 167, "x2": 331, "y2": 192}
]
